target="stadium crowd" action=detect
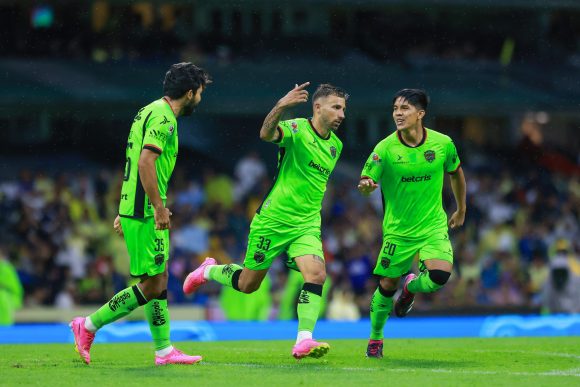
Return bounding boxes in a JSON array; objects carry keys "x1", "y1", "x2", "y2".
[{"x1": 1, "y1": 141, "x2": 579, "y2": 320}]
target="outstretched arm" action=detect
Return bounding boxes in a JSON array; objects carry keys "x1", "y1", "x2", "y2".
[
  {"x1": 259, "y1": 82, "x2": 310, "y2": 142},
  {"x1": 358, "y1": 177, "x2": 379, "y2": 196},
  {"x1": 448, "y1": 167, "x2": 466, "y2": 229}
]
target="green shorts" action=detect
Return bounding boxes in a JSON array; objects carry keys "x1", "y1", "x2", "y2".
[
  {"x1": 244, "y1": 214, "x2": 324, "y2": 271},
  {"x1": 120, "y1": 216, "x2": 169, "y2": 277},
  {"x1": 373, "y1": 231, "x2": 453, "y2": 278}
]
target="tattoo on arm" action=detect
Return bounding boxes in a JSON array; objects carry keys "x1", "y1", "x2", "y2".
[
  {"x1": 260, "y1": 105, "x2": 284, "y2": 142},
  {"x1": 313, "y1": 255, "x2": 325, "y2": 264}
]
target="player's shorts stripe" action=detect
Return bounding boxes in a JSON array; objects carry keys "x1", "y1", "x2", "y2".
[
  {"x1": 272, "y1": 126, "x2": 284, "y2": 144},
  {"x1": 448, "y1": 163, "x2": 462, "y2": 174},
  {"x1": 143, "y1": 144, "x2": 162, "y2": 154},
  {"x1": 133, "y1": 111, "x2": 153, "y2": 218},
  {"x1": 256, "y1": 147, "x2": 286, "y2": 214}
]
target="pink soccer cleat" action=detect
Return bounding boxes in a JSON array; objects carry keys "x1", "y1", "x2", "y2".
[
  {"x1": 155, "y1": 348, "x2": 202, "y2": 365},
  {"x1": 394, "y1": 273, "x2": 417, "y2": 317},
  {"x1": 366, "y1": 339, "x2": 383, "y2": 358},
  {"x1": 183, "y1": 257, "x2": 217, "y2": 295},
  {"x1": 292, "y1": 338, "x2": 330, "y2": 359},
  {"x1": 69, "y1": 317, "x2": 95, "y2": 365}
]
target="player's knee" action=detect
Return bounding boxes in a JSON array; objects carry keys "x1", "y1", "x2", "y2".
[
  {"x1": 239, "y1": 283, "x2": 259, "y2": 294},
  {"x1": 303, "y1": 269, "x2": 326, "y2": 285},
  {"x1": 429, "y1": 269, "x2": 451, "y2": 286},
  {"x1": 238, "y1": 279, "x2": 260, "y2": 294},
  {"x1": 379, "y1": 276, "x2": 399, "y2": 291}
]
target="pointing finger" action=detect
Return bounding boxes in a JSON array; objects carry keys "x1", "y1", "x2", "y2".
[{"x1": 294, "y1": 82, "x2": 310, "y2": 90}]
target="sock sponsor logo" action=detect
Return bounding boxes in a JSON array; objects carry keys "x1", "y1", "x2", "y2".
[
  {"x1": 109, "y1": 291, "x2": 131, "y2": 312},
  {"x1": 298, "y1": 290, "x2": 310, "y2": 304},
  {"x1": 222, "y1": 264, "x2": 235, "y2": 278},
  {"x1": 151, "y1": 301, "x2": 166, "y2": 326},
  {"x1": 401, "y1": 174, "x2": 431, "y2": 183}
]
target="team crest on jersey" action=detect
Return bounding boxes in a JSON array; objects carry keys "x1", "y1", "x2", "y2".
[
  {"x1": 330, "y1": 146, "x2": 337, "y2": 159},
  {"x1": 291, "y1": 121, "x2": 298, "y2": 133},
  {"x1": 424, "y1": 150, "x2": 436, "y2": 163}
]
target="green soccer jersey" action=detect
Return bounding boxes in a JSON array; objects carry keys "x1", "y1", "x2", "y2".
[
  {"x1": 361, "y1": 127, "x2": 461, "y2": 239},
  {"x1": 119, "y1": 98, "x2": 178, "y2": 218},
  {"x1": 257, "y1": 118, "x2": 343, "y2": 226}
]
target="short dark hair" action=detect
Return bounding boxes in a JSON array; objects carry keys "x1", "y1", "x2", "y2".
[
  {"x1": 163, "y1": 62, "x2": 212, "y2": 99},
  {"x1": 392, "y1": 89, "x2": 429, "y2": 111},
  {"x1": 312, "y1": 83, "x2": 349, "y2": 103}
]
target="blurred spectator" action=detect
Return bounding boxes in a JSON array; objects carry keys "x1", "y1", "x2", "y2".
[
  {"x1": 542, "y1": 257, "x2": 580, "y2": 314},
  {"x1": 234, "y1": 151, "x2": 267, "y2": 201}
]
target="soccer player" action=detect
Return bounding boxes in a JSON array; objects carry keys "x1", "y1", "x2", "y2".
[
  {"x1": 358, "y1": 89, "x2": 466, "y2": 358},
  {"x1": 183, "y1": 83, "x2": 348, "y2": 359},
  {"x1": 70, "y1": 63, "x2": 211, "y2": 365}
]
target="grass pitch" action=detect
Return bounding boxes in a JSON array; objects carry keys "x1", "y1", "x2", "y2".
[{"x1": 1, "y1": 338, "x2": 579, "y2": 386}]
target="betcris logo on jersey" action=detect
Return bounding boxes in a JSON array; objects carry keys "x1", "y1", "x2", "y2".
[
  {"x1": 401, "y1": 174, "x2": 431, "y2": 183},
  {"x1": 309, "y1": 160, "x2": 331, "y2": 176}
]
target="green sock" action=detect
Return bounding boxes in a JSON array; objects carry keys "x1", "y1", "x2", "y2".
[
  {"x1": 297, "y1": 283, "x2": 322, "y2": 333},
  {"x1": 369, "y1": 288, "x2": 393, "y2": 340},
  {"x1": 144, "y1": 291, "x2": 171, "y2": 351},
  {"x1": 407, "y1": 271, "x2": 443, "y2": 293},
  {"x1": 208, "y1": 264, "x2": 243, "y2": 288},
  {"x1": 89, "y1": 285, "x2": 147, "y2": 329}
]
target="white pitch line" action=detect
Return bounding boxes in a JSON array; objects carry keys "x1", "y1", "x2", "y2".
[
  {"x1": 201, "y1": 362, "x2": 580, "y2": 377},
  {"x1": 475, "y1": 349, "x2": 580, "y2": 360}
]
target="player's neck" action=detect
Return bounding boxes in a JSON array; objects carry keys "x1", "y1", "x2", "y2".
[
  {"x1": 399, "y1": 125, "x2": 424, "y2": 146},
  {"x1": 311, "y1": 117, "x2": 331, "y2": 139},
  {"x1": 162, "y1": 96, "x2": 180, "y2": 118}
]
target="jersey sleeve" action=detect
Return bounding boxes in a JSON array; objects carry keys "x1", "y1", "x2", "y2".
[
  {"x1": 142, "y1": 114, "x2": 175, "y2": 154},
  {"x1": 361, "y1": 146, "x2": 385, "y2": 183},
  {"x1": 444, "y1": 139, "x2": 461, "y2": 174},
  {"x1": 273, "y1": 120, "x2": 295, "y2": 147}
]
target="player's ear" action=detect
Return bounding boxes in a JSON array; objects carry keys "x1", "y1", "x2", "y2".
[
  {"x1": 187, "y1": 89, "x2": 194, "y2": 99},
  {"x1": 418, "y1": 110, "x2": 425, "y2": 120}
]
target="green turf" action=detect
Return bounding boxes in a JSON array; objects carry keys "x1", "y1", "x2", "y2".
[{"x1": 1, "y1": 338, "x2": 579, "y2": 386}]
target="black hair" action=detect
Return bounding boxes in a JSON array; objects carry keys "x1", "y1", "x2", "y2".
[
  {"x1": 392, "y1": 89, "x2": 429, "y2": 111},
  {"x1": 163, "y1": 62, "x2": 212, "y2": 99},
  {"x1": 312, "y1": 83, "x2": 349, "y2": 103}
]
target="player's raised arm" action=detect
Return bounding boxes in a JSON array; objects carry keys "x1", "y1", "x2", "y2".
[
  {"x1": 259, "y1": 82, "x2": 310, "y2": 142},
  {"x1": 448, "y1": 166, "x2": 466, "y2": 229}
]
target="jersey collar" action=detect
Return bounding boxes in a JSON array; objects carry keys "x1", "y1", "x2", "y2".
[
  {"x1": 397, "y1": 126, "x2": 427, "y2": 148},
  {"x1": 308, "y1": 118, "x2": 331, "y2": 140}
]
